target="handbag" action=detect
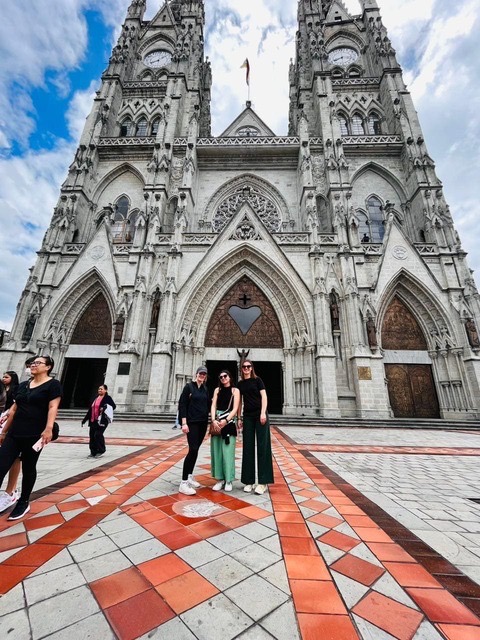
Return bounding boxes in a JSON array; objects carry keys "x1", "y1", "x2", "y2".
[{"x1": 51, "y1": 422, "x2": 60, "y2": 441}]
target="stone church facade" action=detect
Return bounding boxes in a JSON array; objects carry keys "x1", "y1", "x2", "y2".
[{"x1": 3, "y1": 0, "x2": 480, "y2": 420}]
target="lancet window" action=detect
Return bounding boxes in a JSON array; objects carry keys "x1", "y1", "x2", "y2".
[{"x1": 111, "y1": 196, "x2": 138, "y2": 243}]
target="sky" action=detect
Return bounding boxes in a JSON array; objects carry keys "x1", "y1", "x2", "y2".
[{"x1": 0, "y1": 0, "x2": 479, "y2": 330}]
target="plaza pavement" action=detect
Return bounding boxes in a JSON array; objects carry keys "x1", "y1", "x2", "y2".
[{"x1": 1, "y1": 420, "x2": 480, "y2": 639}]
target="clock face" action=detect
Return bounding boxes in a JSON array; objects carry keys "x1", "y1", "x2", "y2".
[
  {"x1": 144, "y1": 50, "x2": 172, "y2": 68},
  {"x1": 328, "y1": 47, "x2": 359, "y2": 67}
]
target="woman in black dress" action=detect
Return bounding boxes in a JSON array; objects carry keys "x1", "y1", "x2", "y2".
[
  {"x1": 0, "y1": 356, "x2": 62, "y2": 520},
  {"x1": 82, "y1": 384, "x2": 116, "y2": 458},
  {"x1": 238, "y1": 360, "x2": 274, "y2": 495},
  {"x1": 0, "y1": 371, "x2": 20, "y2": 513}
]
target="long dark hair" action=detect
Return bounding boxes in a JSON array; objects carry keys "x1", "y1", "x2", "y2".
[
  {"x1": 218, "y1": 370, "x2": 235, "y2": 389},
  {"x1": 240, "y1": 360, "x2": 257, "y2": 380},
  {"x1": 4, "y1": 371, "x2": 19, "y2": 389}
]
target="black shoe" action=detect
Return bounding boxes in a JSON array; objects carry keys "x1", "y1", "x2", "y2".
[{"x1": 8, "y1": 500, "x2": 30, "y2": 521}]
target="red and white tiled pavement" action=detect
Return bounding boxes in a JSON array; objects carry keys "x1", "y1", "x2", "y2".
[{"x1": 1, "y1": 425, "x2": 480, "y2": 640}]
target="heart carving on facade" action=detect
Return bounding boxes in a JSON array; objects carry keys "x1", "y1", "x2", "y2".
[{"x1": 228, "y1": 306, "x2": 262, "y2": 335}]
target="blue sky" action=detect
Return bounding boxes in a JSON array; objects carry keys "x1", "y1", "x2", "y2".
[{"x1": 0, "y1": 0, "x2": 479, "y2": 330}]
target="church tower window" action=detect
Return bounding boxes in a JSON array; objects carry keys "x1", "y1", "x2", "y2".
[
  {"x1": 120, "y1": 118, "x2": 135, "y2": 137},
  {"x1": 351, "y1": 114, "x2": 365, "y2": 136},
  {"x1": 367, "y1": 112, "x2": 382, "y2": 135},
  {"x1": 367, "y1": 196, "x2": 385, "y2": 242},
  {"x1": 338, "y1": 114, "x2": 349, "y2": 136},
  {"x1": 151, "y1": 118, "x2": 160, "y2": 136},
  {"x1": 136, "y1": 118, "x2": 148, "y2": 137},
  {"x1": 112, "y1": 196, "x2": 137, "y2": 244}
]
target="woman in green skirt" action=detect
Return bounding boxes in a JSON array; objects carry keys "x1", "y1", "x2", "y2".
[{"x1": 210, "y1": 370, "x2": 240, "y2": 492}]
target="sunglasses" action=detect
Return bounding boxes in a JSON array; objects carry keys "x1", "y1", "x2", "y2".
[
  {"x1": 242, "y1": 365, "x2": 252, "y2": 369},
  {"x1": 30, "y1": 361, "x2": 47, "y2": 367},
  {"x1": 219, "y1": 374, "x2": 228, "y2": 379}
]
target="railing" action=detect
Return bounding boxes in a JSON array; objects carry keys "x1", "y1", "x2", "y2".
[
  {"x1": 98, "y1": 137, "x2": 156, "y2": 146},
  {"x1": 342, "y1": 135, "x2": 402, "y2": 145},
  {"x1": 332, "y1": 77, "x2": 381, "y2": 87}
]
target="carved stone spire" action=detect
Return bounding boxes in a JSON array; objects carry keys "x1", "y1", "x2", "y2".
[{"x1": 126, "y1": 0, "x2": 146, "y2": 20}]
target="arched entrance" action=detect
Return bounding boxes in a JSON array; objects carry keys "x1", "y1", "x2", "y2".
[
  {"x1": 383, "y1": 297, "x2": 440, "y2": 418},
  {"x1": 62, "y1": 293, "x2": 112, "y2": 408},
  {"x1": 205, "y1": 276, "x2": 284, "y2": 413}
]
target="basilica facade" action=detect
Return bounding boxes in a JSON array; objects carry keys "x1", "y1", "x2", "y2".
[{"x1": 3, "y1": 0, "x2": 480, "y2": 420}]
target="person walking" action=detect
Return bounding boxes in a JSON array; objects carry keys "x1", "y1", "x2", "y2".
[
  {"x1": 238, "y1": 360, "x2": 274, "y2": 495},
  {"x1": 0, "y1": 356, "x2": 62, "y2": 520},
  {"x1": 178, "y1": 366, "x2": 210, "y2": 495},
  {"x1": 210, "y1": 370, "x2": 240, "y2": 492},
  {"x1": 0, "y1": 371, "x2": 20, "y2": 513},
  {"x1": 81, "y1": 384, "x2": 116, "y2": 458}
]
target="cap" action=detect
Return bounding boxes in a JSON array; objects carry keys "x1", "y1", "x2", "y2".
[{"x1": 196, "y1": 366, "x2": 208, "y2": 375}]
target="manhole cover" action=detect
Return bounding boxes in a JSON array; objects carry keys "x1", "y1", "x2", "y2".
[{"x1": 172, "y1": 499, "x2": 229, "y2": 518}]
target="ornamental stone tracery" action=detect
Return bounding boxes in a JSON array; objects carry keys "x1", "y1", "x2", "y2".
[{"x1": 212, "y1": 186, "x2": 282, "y2": 233}]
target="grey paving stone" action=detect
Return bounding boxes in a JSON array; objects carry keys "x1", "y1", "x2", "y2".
[
  {"x1": 69, "y1": 535, "x2": 118, "y2": 562},
  {"x1": 41, "y1": 612, "x2": 116, "y2": 639},
  {"x1": 181, "y1": 593, "x2": 253, "y2": 640},
  {"x1": 138, "y1": 617, "x2": 197, "y2": 639},
  {"x1": 175, "y1": 539, "x2": 224, "y2": 568},
  {"x1": 413, "y1": 620, "x2": 445, "y2": 639},
  {"x1": 237, "y1": 625, "x2": 275, "y2": 639},
  {"x1": 331, "y1": 570, "x2": 370, "y2": 608},
  {"x1": 122, "y1": 537, "x2": 170, "y2": 564},
  {"x1": 257, "y1": 515, "x2": 277, "y2": 531},
  {"x1": 30, "y1": 548, "x2": 74, "y2": 577},
  {"x1": 27, "y1": 525, "x2": 60, "y2": 544},
  {"x1": 352, "y1": 614, "x2": 398, "y2": 639},
  {"x1": 108, "y1": 524, "x2": 153, "y2": 548},
  {"x1": 373, "y1": 573, "x2": 418, "y2": 608},
  {"x1": 70, "y1": 525, "x2": 105, "y2": 546},
  {"x1": 259, "y1": 560, "x2": 290, "y2": 594},
  {"x1": 208, "y1": 530, "x2": 252, "y2": 553},
  {"x1": 0, "y1": 583, "x2": 26, "y2": 615},
  {"x1": 25, "y1": 563, "x2": 86, "y2": 605},
  {"x1": 78, "y1": 550, "x2": 132, "y2": 582},
  {"x1": 258, "y1": 534, "x2": 282, "y2": 556},
  {"x1": 235, "y1": 521, "x2": 275, "y2": 542},
  {"x1": 316, "y1": 540, "x2": 345, "y2": 564},
  {"x1": 225, "y1": 574, "x2": 289, "y2": 621},
  {"x1": 260, "y1": 600, "x2": 300, "y2": 640},
  {"x1": 0, "y1": 608, "x2": 30, "y2": 640},
  {"x1": 197, "y1": 555, "x2": 253, "y2": 590},
  {"x1": 231, "y1": 542, "x2": 280, "y2": 573},
  {"x1": 29, "y1": 585, "x2": 100, "y2": 639},
  {"x1": 98, "y1": 514, "x2": 138, "y2": 535}
]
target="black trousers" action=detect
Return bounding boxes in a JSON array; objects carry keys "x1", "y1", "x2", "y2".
[
  {"x1": 89, "y1": 423, "x2": 107, "y2": 456},
  {"x1": 182, "y1": 421, "x2": 208, "y2": 481},
  {"x1": 0, "y1": 434, "x2": 42, "y2": 502}
]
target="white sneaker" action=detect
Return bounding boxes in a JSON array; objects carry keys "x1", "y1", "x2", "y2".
[
  {"x1": 0, "y1": 490, "x2": 18, "y2": 514},
  {"x1": 224, "y1": 482, "x2": 233, "y2": 492},
  {"x1": 212, "y1": 481, "x2": 225, "y2": 491},
  {"x1": 254, "y1": 484, "x2": 267, "y2": 495},
  {"x1": 179, "y1": 481, "x2": 196, "y2": 496},
  {"x1": 188, "y1": 475, "x2": 201, "y2": 489},
  {"x1": 243, "y1": 484, "x2": 254, "y2": 493}
]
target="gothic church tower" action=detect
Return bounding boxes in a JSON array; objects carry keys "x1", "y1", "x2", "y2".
[{"x1": 2, "y1": 0, "x2": 480, "y2": 420}]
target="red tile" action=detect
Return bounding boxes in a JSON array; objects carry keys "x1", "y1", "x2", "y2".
[
  {"x1": 221, "y1": 497, "x2": 252, "y2": 511},
  {"x1": 406, "y1": 588, "x2": 480, "y2": 625},
  {"x1": 105, "y1": 589, "x2": 175, "y2": 640},
  {"x1": 214, "y1": 511, "x2": 252, "y2": 529},
  {"x1": 343, "y1": 514, "x2": 379, "y2": 528},
  {"x1": 277, "y1": 522, "x2": 311, "y2": 538},
  {"x1": 138, "y1": 553, "x2": 191, "y2": 586},
  {"x1": 0, "y1": 564, "x2": 36, "y2": 595},
  {"x1": 437, "y1": 624, "x2": 480, "y2": 640},
  {"x1": 57, "y1": 499, "x2": 90, "y2": 513},
  {"x1": 290, "y1": 579, "x2": 347, "y2": 614},
  {"x1": 297, "y1": 614, "x2": 360, "y2": 640},
  {"x1": 367, "y1": 542, "x2": 415, "y2": 563},
  {"x1": 4, "y1": 543, "x2": 62, "y2": 567},
  {"x1": 158, "y1": 529, "x2": 202, "y2": 550},
  {"x1": 273, "y1": 503, "x2": 301, "y2": 512},
  {"x1": 24, "y1": 513, "x2": 65, "y2": 532},
  {"x1": 308, "y1": 513, "x2": 343, "y2": 529},
  {"x1": 355, "y1": 527, "x2": 393, "y2": 543},
  {"x1": 334, "y1": 505, "x2": 365, "y2": 515},
  {"x1": 133, "y1": 509, "x2": 168, "y2": 525},
  {"x1": 331, "y1": 554, "x2": 385, "y2": 587},
  {"x1": 143, "y1": 518, "x2": 183, "y2": 537},
  {"x1": 91, "y1": 567, "x2": 151, "y2": 608},
  {"x1": 384, "y1": 562, "x2": 442, "y2": 589},
  {"x1": 41, "y1": 526, "x2": 89, "y2": 545},
  {"x1": 318, "y1": 530, "x2": 360, "y2": 552},
  {"x1": 189, "y1": 520, "x2": 230, "y2": 538},
  {"x1": 281, "y1": 536, "x2": 319, "y2": 556},
  {"x1": 284, "y1": 554, "x2": 330, "y2": 580},
  {"x1": 295, "y1": 489, "x2": 321, "y2": 499},
  {"x1": 274, "y1": 511, "x2": 305, "y2": 523},
  {"x1": 300, "y1": 499, "x2": 331, "y2": 513},
  {"x1": 0, "y1": 532, "x2": 28, "y2": 552},
  {"x1": 353, "y1": 592, "x2": 423, "y2": 640},
  {"x1": 155, "y1": 570, "x2": 219, "y2": 613},
  {"x1": 237, "y1": 505, "x2": 272, "y2": 520}
]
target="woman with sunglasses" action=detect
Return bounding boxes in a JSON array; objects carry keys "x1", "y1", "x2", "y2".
[
  {"x1": 210, "y1": 370, "x2": 240, "y2": 492},
  {"x1": 178, "y1": 366, "x2": 210, "y2": 495},
  {"x1": 238, "y1": 360, "x2": 274, "y2": 495},
  {"x1": 0, "y1": 371, "x2": 21, "y2": 514},
  {"x1": 0, "y1": 356, "x2": 62, "y2": 520}
]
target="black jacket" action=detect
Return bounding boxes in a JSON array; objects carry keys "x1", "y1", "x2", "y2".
[
  {"x1": 82, "y1": 394, "x2": 116, "y2": 427},
  {"x1": 178, "y1": 382, "x2": 209, "y2": 424}
]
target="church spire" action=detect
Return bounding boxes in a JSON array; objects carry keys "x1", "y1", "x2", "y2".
[{"x1": 126, "y1": 0, "x2": 147, "y2": 20}]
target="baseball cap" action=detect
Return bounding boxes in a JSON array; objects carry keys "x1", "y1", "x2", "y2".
[{"x1": 196, "y1": 366, "x2": 208, "y2": 375}]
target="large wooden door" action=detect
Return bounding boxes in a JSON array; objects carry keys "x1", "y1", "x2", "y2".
[{"x1": 385, "y1": 364, "x2": 440, "y2": 418}]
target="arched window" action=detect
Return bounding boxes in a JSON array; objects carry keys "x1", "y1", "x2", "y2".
[
  {"x1": 151, "y1": 117, "x2": 161, "y2": 136},
  {"x1": 120, "y1": 118, "x2": 135, "y2": 137},
  {"x1": 236, "y1": 126, "x2": 260, "y2": 137},
  {"x1": 141, "y1": 72, "x2": 152, "y2": 82},
  {"x1": 112, "y1": 196, "x2": 137, "y2": 244},
  {"x1": 136, "y1": 118, "x2": 148, "y2": 137},
  {"x1": 338, "y1": 114, "x2": 349, "y2": 136},
  {"x1": 357, "y1": 211, "x2": 370, "y2": 242},
  {"x1": 367, "y1": 112, "x2": 382, "y2": 135},
  {"x1": 351, "y1": 114, "x2": 364, "y2": 136},
  {"x1": 367, "y1": 196, "x2": 385, "y2": 242}
]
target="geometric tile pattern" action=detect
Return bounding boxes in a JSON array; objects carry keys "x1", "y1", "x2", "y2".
[{"x1": 0, "y1": 428, "x2": 480, "y2": 639}]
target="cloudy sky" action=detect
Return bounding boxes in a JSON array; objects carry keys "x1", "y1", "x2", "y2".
[{"x1": 0, "y1": 0, "x2": 479, "y2": 330}]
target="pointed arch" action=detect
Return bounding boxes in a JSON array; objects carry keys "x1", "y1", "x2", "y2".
[
  {"x1": 43, "y1": 269, "x2": 115, "y2": 346},
  {"x1": 351, "y1": 162, "x2": 407, "y2": 203},
  {"x1": 92, "y1": 163, "x2": 145, "y2": 204},
  {"x1": 176, "y1": 246, "x2": 313, "y2": 349}
]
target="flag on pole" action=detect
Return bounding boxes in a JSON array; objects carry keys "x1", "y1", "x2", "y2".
[{"x1": 240, "y1": 58, "x2": 250, "y2": 86}]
